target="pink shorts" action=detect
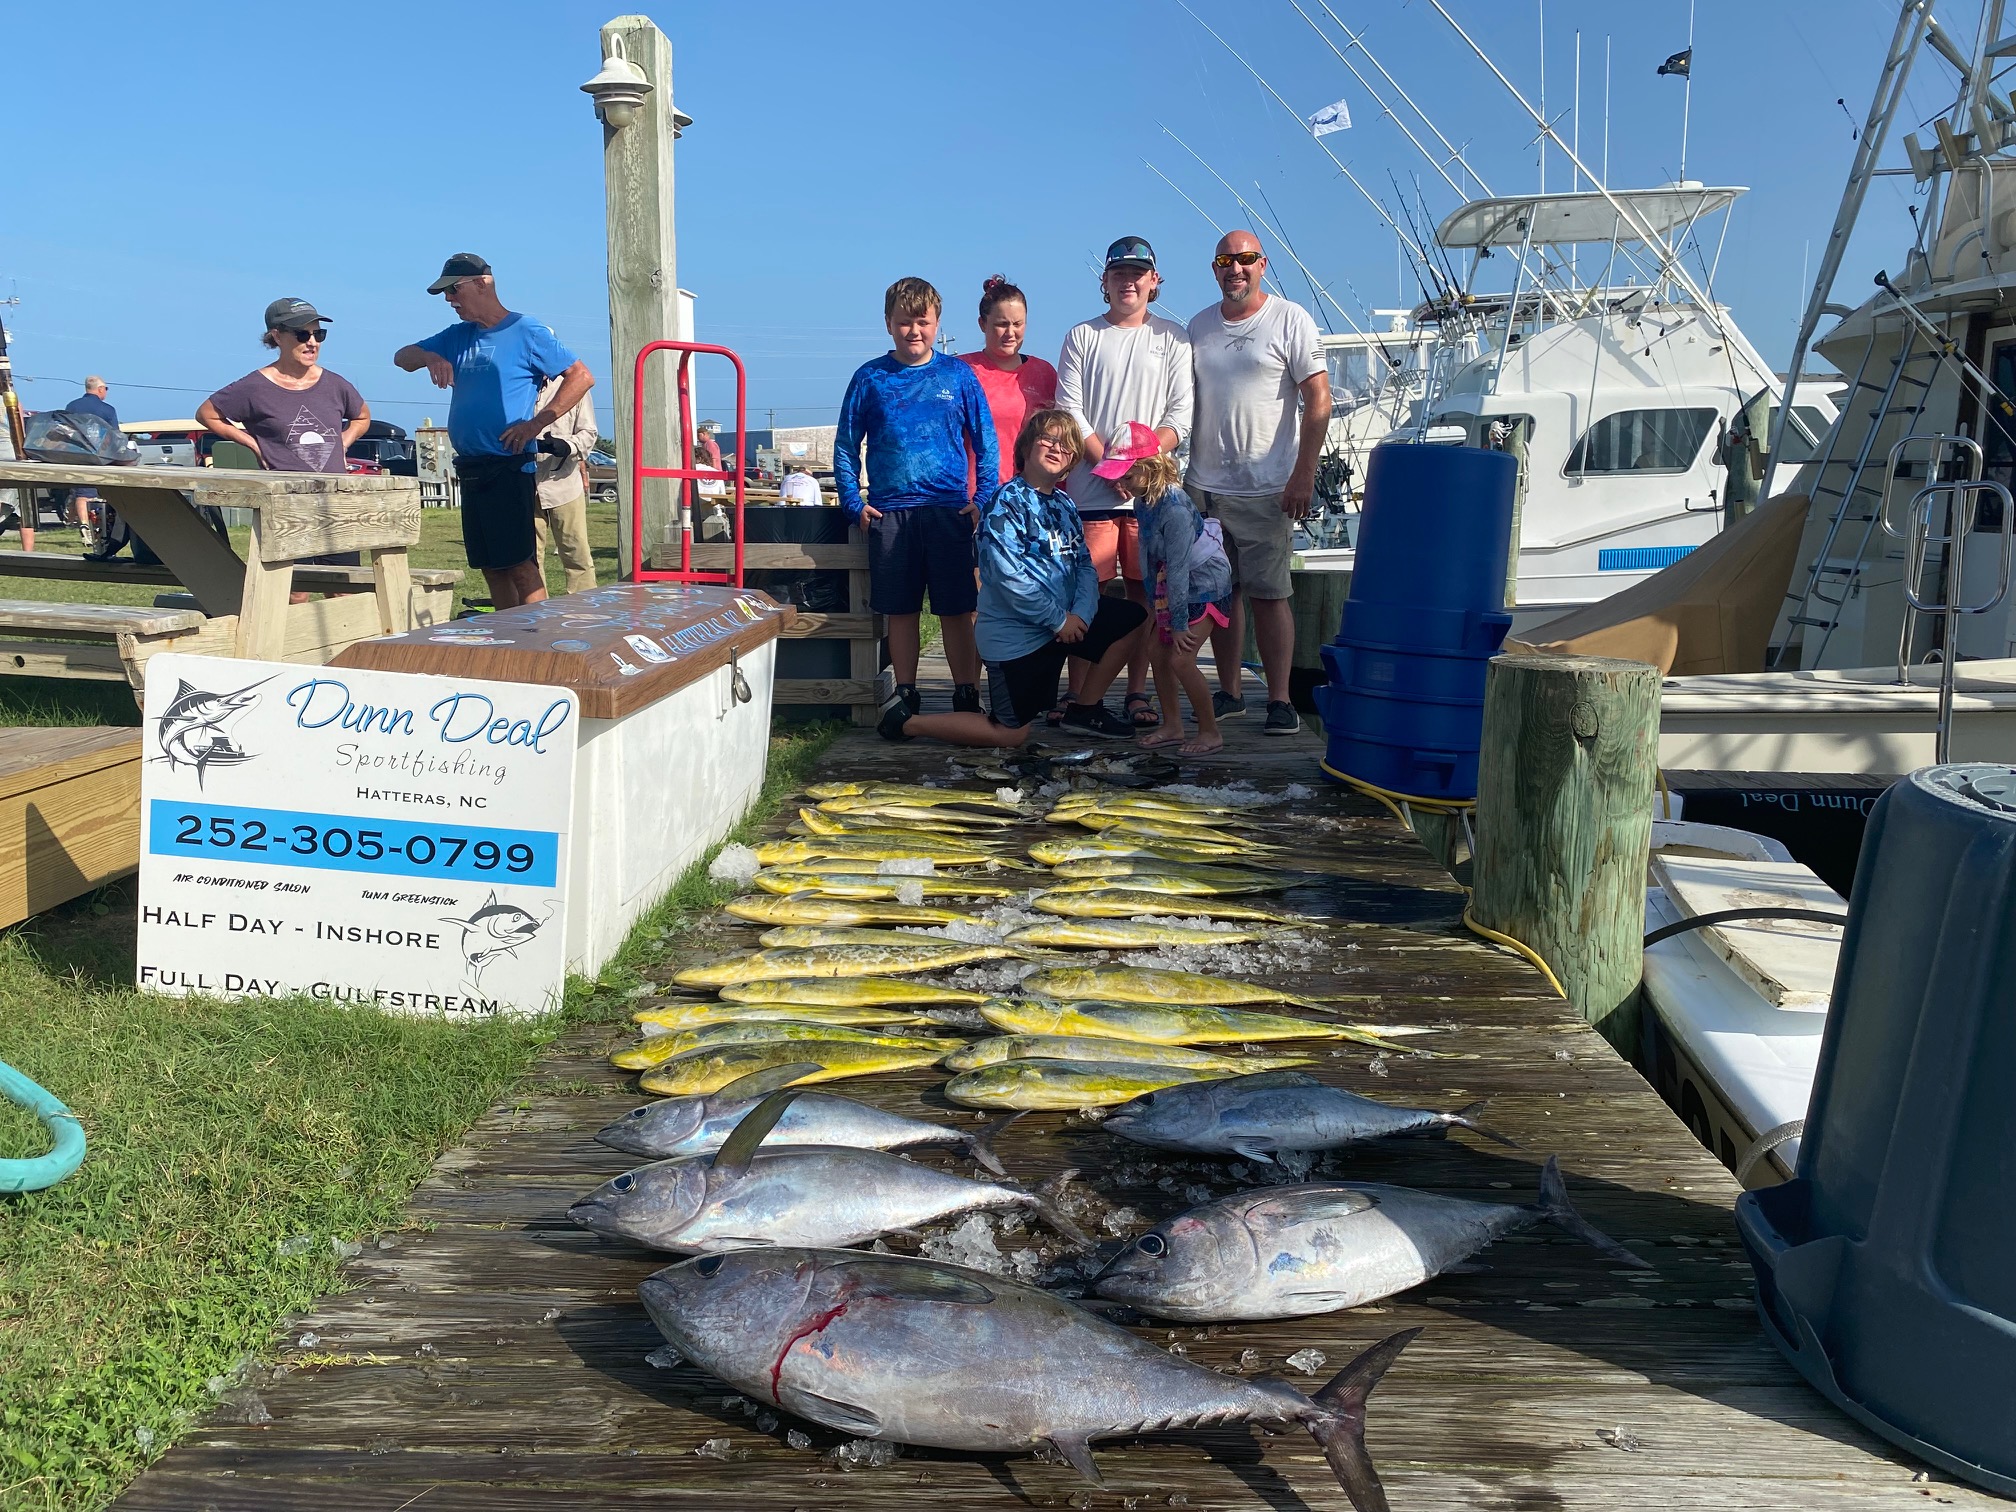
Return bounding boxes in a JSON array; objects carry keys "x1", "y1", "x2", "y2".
[{"x1": 1080, "y1": 516, "x2": 1142, "y2": 583}]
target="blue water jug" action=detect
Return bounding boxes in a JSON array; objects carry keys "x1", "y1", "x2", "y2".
[
  {"x1": 1738, "y1": 765, "x2": 2016, "y2": 1496},
  {"x1": 1314, "y1": 442, "x2": 1515, "y2": 800}
]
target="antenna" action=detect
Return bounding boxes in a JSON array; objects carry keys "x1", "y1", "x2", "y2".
[
  {"x1": 1537, "y1": 0, "x2": 1547, "y2": 194},
  {"x1": 1679, "y1": 0, "x2": 1696, "y2": 181},
  {"x1": 1603, "y1": 36, "x2": 1612, "y2": 185}
]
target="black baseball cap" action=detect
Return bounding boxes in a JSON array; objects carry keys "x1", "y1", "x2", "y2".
[
  {"x1": 1104, "y1": 236, "x2": 1157, "y2": 271},
  {"x1": 264, "y1": 297, "x2": 329, "y2": 331},
  {"x1": 427, "y1": 253, "x2": 493, "y2": 294}
]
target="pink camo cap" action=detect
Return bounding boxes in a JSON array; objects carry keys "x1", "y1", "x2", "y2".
[{"x1": 1091, "y1": 420, "x2": 1162, "y2": 479}]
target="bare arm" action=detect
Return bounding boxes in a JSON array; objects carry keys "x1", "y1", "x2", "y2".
[
  {"x1": 341, "y1": 397, "x2": 372, "y2": 450},
  {"x1": 1282, "y1": 370, "x2": 1333, "y2": 519},
  {"x1": 502, "y1": 361, "x2": 594, "y2": 453},
  {"x1": 195, "y1": 398, "x2": 262, "y2": 463},
  {"x1": 395, "y1": 344, "x2": 456, "y2": 388}
]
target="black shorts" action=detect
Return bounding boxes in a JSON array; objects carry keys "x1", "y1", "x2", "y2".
[
  {"x1": 868, "y1": 506, "x2": 978, "y2": 616},
  {"x1": 457, "y1": 456, "x2": 538, "y2": 572},
  {"x1": 985, "y1": 597, "x2": 1147, "y2": 727}
]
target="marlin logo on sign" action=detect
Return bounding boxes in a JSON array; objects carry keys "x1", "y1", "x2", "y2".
[
  {"x1": 441, "y1": 891, "x2": 550, "y2": 991},
  {"x1": 153, "y1": 677, "x2": 272, "y2": 788}
]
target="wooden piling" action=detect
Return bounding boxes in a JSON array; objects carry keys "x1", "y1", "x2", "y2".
[{"x1": 1470, "y1": 651, "x2": 1661, "y2": 1056}]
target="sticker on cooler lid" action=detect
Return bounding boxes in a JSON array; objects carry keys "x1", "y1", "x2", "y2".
[
  {"x1": 609, "y1": 651, "x2": 641, "y2": 677},
  {"x1": 624, "y1": 635, "x2": 672, "y2": 665}
]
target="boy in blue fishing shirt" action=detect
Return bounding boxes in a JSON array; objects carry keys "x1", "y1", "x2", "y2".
[
  {"x1": 836, "y1": 277, "x2": 997, "y2": 718},
  {"x1": 881, "y1": 408, "x2": 1145, "y2": 746}
]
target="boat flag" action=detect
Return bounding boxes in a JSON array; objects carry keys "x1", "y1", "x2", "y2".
[
  {"x1": 1307, "y1": 97, "x2": 1352, "y2": 136},
  {"x1": 1658, "y1": 48, "x2": 1692, "y2": 78}
]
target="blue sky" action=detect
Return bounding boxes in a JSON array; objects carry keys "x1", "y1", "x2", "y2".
[{"x1": 0, "y1": 1, "x2": 1970, "y2": 439}]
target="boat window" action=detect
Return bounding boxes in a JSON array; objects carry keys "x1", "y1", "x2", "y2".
[
  {"x1": 1565, "y1": 407, "x2": 1717, "y2": 474},
  {"x1": 1325, "y1": 346, "x2": 1394, "y2": 407},
  {"x1": 1426, "y1": 411, "x2": 1535, "y2": 450},
  {"x1": 1769, "y1": 405, "x2": 1831, "y2": 465}
]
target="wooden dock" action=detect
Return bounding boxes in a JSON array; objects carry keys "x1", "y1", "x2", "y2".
[{"x1": 111, "y1": 677, "x2": 1989, "y2": 1511}]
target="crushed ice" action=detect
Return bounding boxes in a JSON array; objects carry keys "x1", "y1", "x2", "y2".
[
  {"x1": 828, "y1": 1437, "x2": 901, "y2": 1469},
  {"x1": 645, "y1": 1344, "x2": 684, "y2": 1369},
  {"x1": 919, "y1": 1213, "x2": 1040, "y2": 1280},
  {"x1": 707, "y1": 844, "x2": 762, "y2": 886},
  {"x1": 894, "y1": 880, "x2": 925, "y2": 906},
  {"x1": 1285, "y1": 1348, "x2": 1327, "y2": 1374},
  {"x1": 877, "y1": 858, "x2": 935, "y2": 876}
]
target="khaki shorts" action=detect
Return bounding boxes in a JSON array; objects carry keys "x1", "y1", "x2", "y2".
[{"x1": 1190, "y1": 485, "x2": 1294, "y2": 599}]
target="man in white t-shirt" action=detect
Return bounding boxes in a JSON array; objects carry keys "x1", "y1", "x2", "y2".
[
  {"x1": 1055, "y1": 235, "x2": 1194, "y2": 728},
  {"x1": 779, "y1": 464, "x2": 824, "y2": 505},
  {"x1": 1186, "y1": 230, "x2": 1331, "y2": 736}
]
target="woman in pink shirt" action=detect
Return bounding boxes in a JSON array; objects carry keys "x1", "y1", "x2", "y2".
[{"x1": 961, "y1": 276, "x2": 1057, "y2": 496}]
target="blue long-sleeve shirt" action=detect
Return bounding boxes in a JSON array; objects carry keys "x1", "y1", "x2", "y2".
[
  {"x1": 1139, "y1": 485, "x2": 1231, "y2": 617},
  {"x1": 833, "y1": 353, "x2": 998, "y2": 521},
  {"x1": 975, "y1": 477, "x2": 1099, "y2": 662}
]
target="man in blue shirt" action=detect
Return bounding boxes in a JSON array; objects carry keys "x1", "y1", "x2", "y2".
[
  {"x1": 63, "y1": 376, "x2": 120, "y2": 536},
  {"x1": 834, "y1": 277, "x2": 997, "y2": 717},
  {"x1": 394, "y1": 254, "x2": 593, "y2": 608}
]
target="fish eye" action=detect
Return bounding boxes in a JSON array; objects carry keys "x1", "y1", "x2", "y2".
[
  {"x1": 627, "y1": 1108, "x2": 647, "y2": 1120},
  {"x1": 694, "y1": 1254, "x2": 725, "y2": 1277},
  {"x1": 613, "y1": 1173, "x2": 635, "y2": 1192},
  {"x1": 1136, "y1": 1233, "x2": 1166, "y2": 1256}
]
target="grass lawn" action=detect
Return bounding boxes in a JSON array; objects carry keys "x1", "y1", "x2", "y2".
[{"x1": 0, "y1": 716, "x2": 839, "y2": 1512}]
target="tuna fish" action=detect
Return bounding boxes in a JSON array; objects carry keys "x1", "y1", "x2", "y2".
[
  {"x1": 1100, "y1": 1070, "x2": 1516, "y2": 1161},
  {"x1": 637, "y1": 1246, "x2": 1419, "y2": 1511},
  {"x1": 945, "y1": 1058, "x2": 1231, "y2": 1110},
  {"x1": 597, "y1": 1065, "x2": 1008, "y2": 1171},
  {"x1": 573, "y1": 1090, "x2": 1085, "y2": 1250},
  {"x1": 1093, "y1": 1157, "x2": 1649, "y2": 1321}
]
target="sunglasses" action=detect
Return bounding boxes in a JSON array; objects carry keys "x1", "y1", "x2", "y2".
[
  {"x1": 283, "y1": 327, "x2": 325, "y2": 343},
  {"x1": 1213, "y1": 251, "x2": 1264, "y2": 269}
]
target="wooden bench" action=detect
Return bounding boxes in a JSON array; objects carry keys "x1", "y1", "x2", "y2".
[
  {"x1": 0, "y1": 600, "x2": 210, "y2": 682},
  {"x1": 0, "y1": 726, "x2": 141, "y2": 927},
  {"x1": 0, "y1": 549, "x2": 461, "y2": 597}
]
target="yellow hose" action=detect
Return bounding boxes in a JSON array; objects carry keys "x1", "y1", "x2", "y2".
[{"x1": 1462, "y1": 906, "x2": 1568, "y2": 999}]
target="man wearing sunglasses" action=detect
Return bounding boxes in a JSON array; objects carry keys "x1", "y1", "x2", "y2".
[
  {"x1": 394, "y1": 254, "x2": 594, "y2": 609},
  {"x1": 1186, "y1": 230, "x2": 1331, "y2": 736},
  {"x1": 198, "y1": 298, "x2": 369, "y2": 474}
]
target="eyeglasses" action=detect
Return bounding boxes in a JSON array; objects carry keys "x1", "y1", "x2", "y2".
[
  {"x1": 1213, "y1": 251, "x2": 1264, "y2": 269},
  {"x1": 1033, "y1": 434, "x2": 1076, "y2": 453},
  {"x1": 283, "y1": 327, "x2": 325, "y2": 343}
]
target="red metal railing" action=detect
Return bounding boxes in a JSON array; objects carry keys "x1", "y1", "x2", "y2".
[{"x1": 628, "y1": 339, "x2": 748, "y2": 583}]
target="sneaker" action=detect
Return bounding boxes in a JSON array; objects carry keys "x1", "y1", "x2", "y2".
[
  {"x1": 896, "y1": 682, "x2": 922, "y2": 718},
  {"x1": 1263, "y1": 700, "x2": 1302, "y2": 736},
  {"x1": 877, "y1": 695, "x2": 915, "y2": 742},
  {"x1": 952, "y1": 683, "x2": 981, "y2": 714},
  {"x1": 1061, "y1": 702, "x2": 1135, "y2": 740},
  {"x1": 1212, "y1": 690, "x2": 1249, "y2": 720}
]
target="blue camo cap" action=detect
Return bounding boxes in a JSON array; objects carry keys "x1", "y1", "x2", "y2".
[{"x1": 1104, "y1": 236, "x2": 1157, "y2": 271}]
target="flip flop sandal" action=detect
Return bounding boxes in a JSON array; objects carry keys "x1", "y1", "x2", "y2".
[{"x1": 1124, "y1": 692, "x2": 1161, "y2": 729}]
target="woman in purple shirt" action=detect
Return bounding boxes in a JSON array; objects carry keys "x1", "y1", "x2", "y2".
[{"x1": 197, "y1": 297, "x2": 369, "y2": 473}]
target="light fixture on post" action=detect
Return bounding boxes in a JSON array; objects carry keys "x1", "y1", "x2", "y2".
[{"x1": 581, "y1": 35, "x2": 653, "y2": 129}]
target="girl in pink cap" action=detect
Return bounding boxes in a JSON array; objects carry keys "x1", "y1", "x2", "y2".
[{"x1": 1097, "y1": 422, "x2": 1232, "y2": 754}]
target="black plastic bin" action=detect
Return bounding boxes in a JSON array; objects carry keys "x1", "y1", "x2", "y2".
[{"x1": 1737, "y1": 764, "x2": 2016, "y2": 1494}]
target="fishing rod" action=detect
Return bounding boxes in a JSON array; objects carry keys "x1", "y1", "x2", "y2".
[
  {"x1": 1254, "y1": 180, "x2": 1337, "y2": 333},
  {"x1": 1140, "y1": 158, "x2": 1297, "y2": 307}
]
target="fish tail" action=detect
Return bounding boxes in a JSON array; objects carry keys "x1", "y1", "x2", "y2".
[
  {"x1": 963, "y1": 1111, "x2": 1022, "y2": 1177},
  {"x1": 1303, "y1": 1328, "x2": 1422, "y2": 1512},
  {"x1": 1448, "y1": 1100, "x2": 1521, "y2": 1149},
  {"x1": 1031, "y1": 1168, "x2": 1093, "y2": 1249},
  {"x1": 1533, "y1": 1155, "x2": 1651, "y2": 1268}
]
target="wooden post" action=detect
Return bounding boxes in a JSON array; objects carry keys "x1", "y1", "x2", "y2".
[
  {"x1": 598, "y1": 15, "x2": 681, "y2": 581},
  {"x1": 1470, "y1": 652, "x2": 1660, "y2": 1057}
]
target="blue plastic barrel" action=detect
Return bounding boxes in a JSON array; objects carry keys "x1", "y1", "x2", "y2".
[{"x1": 1313, "y1": 443, "x2": 1515, "y2": 800}]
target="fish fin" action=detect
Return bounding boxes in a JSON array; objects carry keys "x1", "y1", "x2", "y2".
[
  {"x1": 1305, "y1": 1328, "x2": 1421, "y2": 1512},
  {"x1": 1046, "y1": 1434, "x2": 1104, "y2": 1486},
  {"x1": 1448, "y1": 1100, "x2": 1521, "y2": 1149},
  {"x1": 1226, "y1": 1136, "x2": 1281, "y2": 1165},
  {"x1": 713, "y1": 1087, "x2": 812, "y2": 1175},
  {"x1": 827, "y1": 1257, "x2": 997, "y2": 1304},
  {"x1": 1225, "y1": 1069, "x2": 1325, "y2": 1091},
  {"x1": 1031, "y1": 1168, "x2": 1093, "y2": 1248},
  {"x1": 775, "y1": 1386, "x2": 883, "y2": 1436},
  {"x1": 1534, "y1": 1155, "x2": 1651, "y2": 1268},
  {"x1": 715, "y1": 1063, "x2": 825, "y2": 1101},
  {"x1": 1243, "y1": 1187, "x2": 1378, "y2": 1226},
  {"x1": 963, "y1": 1111, "x2": 1023, "y2": 1176}
]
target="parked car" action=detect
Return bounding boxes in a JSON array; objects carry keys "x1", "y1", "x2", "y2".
[
  {"x1": 586, "y1": 448, "x2": 618, "y2": 503},
  {"x1": 346, "y1": 420, "x2": 416, "y2": 476},
  {"x1": 121, "y1": 421, "x2": 205, "y2": 467}
]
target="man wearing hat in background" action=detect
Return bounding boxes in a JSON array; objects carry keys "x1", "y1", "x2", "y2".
[
  {"x1": 394, "y1": 254, "x2": 593, "y2": 609},
  {"x1": 1055, "y1": 235, "x2": 1193, "y2": 729}
]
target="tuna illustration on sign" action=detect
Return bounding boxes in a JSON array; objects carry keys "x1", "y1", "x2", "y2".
[
  {"x1": 442, "y1": 891, "x2": 550, "y2": 990},
  {"x1": 153, "y1": 676, "x2": 272, "y2": 788}
]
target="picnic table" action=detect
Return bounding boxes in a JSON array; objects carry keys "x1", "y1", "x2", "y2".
[{"x1": 0, "y1": 462, "x2": 456, "y2": 689}]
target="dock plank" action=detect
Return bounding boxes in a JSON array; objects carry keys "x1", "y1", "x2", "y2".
[{"x1": 110, "y1": 660, "x2": 1995, "y2": 1510}]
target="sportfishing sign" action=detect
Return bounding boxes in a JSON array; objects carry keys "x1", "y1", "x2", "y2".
[{"x1": 135, "y1": 654, "x2": 578, "y2": 1019}]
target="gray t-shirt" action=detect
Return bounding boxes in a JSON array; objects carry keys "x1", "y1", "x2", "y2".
[
  {"x1": 1186, "y1": 295, "x2": 1325, "y2": 497},
  {"x1": 205, "y1": 368, "x2": 365, "y2": 473}
]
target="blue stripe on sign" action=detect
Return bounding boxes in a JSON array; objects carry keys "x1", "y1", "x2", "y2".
[
  {"x1": 1598, "y1": 545, "x2": 1697, "y2": 571},
  {"x1": 148, "y1": 800, "x2": 559, "y2": 887}
]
